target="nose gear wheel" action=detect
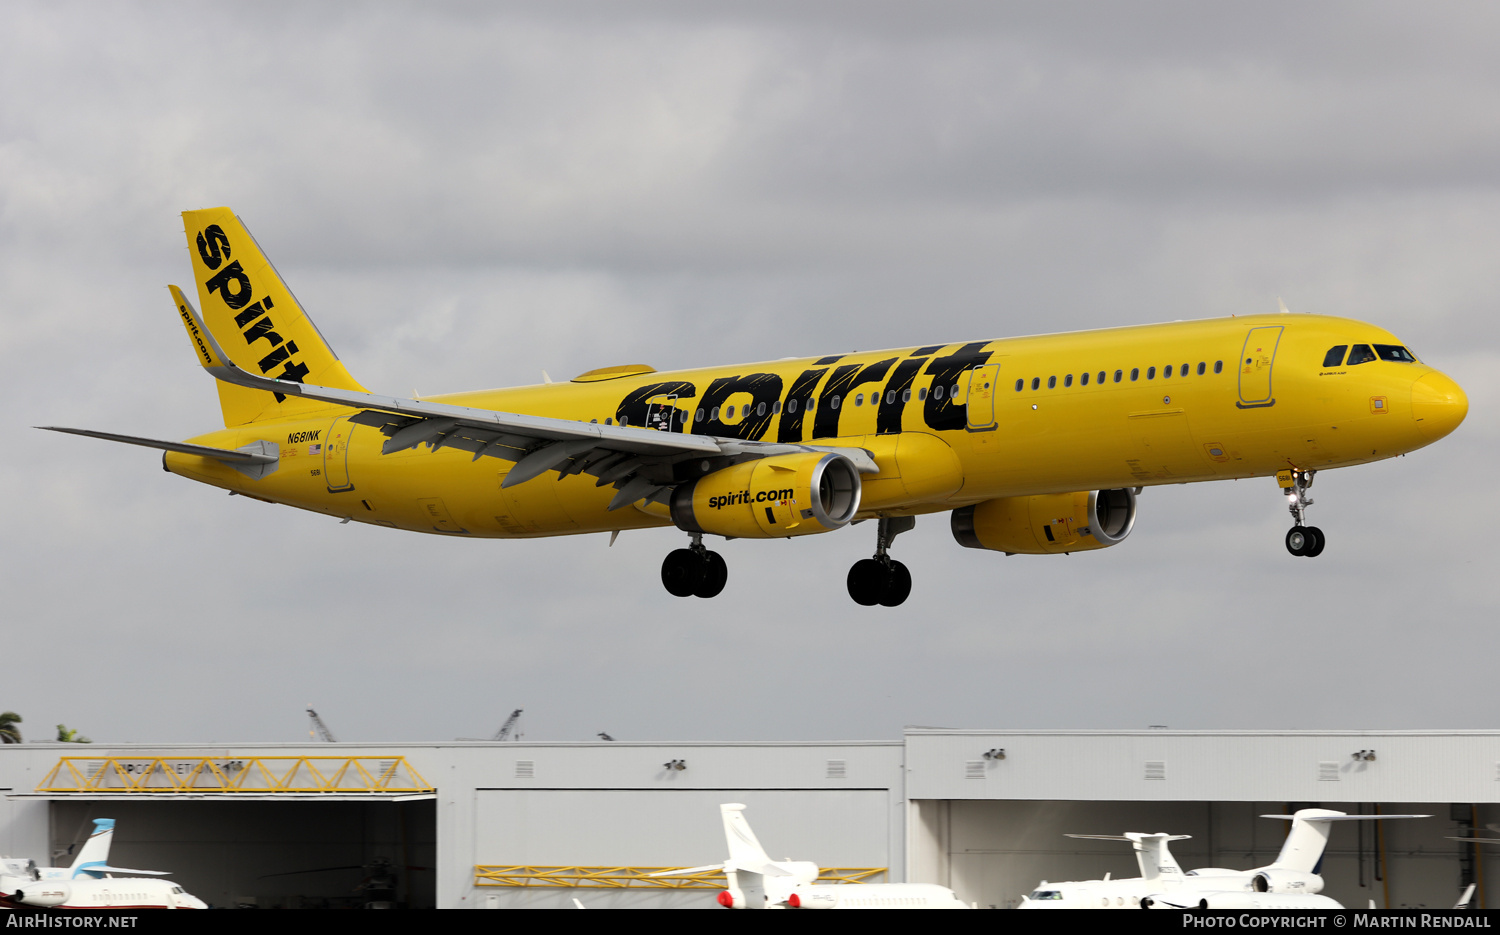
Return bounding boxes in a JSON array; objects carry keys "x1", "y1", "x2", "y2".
[{"x1": 1280, "y1": 469, "x2": 1326, "y2": 558}]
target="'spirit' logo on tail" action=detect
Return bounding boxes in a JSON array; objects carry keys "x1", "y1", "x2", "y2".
[{"x1": 196, "y1": 224, "x2": 310, "y2": 401}]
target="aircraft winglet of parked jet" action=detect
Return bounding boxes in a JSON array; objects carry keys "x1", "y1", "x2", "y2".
[
  {"x1": 1021, "y1": 808, "x2": 1428, "y2": 910},
  {"x1": 653, "y1": 803, "x2": 968, "y2": 909},
  {"x1": 41, "y1": 208, "x2": 1468, "y2": 604}
]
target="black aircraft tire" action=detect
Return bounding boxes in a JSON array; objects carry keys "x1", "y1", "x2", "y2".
[
  {"x1": 694, "y1": 551, "x2": 728, "y2": 598},
  {"x1": 879, "y1": 560, "x2": 912, "y2": 607},
  {"x1": 1303, "y1": 526, "x2": 1326, "y2": 557},
  {"x1": 847, "y1": 559, "x2": 888, "y2": 606},
  {"x1": 661, "y1": 549, "x2": 703, "y2": 597},
  {"x1": 1285, "y1": 527, "x2": 1310, "y2": 557}
]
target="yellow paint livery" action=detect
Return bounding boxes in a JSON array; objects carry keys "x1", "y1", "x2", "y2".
[{"x1": 44, "y1": 208, "x2": 1469, "y2": 606}]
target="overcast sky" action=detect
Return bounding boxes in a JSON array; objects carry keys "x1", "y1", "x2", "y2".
[{"x1": 3, "y1": 1, "x2": 1497, "y2": 745}]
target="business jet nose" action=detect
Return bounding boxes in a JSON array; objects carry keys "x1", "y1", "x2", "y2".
[{"x1": 1411, "y1": 371, "x2": 1468, "y2": 441}]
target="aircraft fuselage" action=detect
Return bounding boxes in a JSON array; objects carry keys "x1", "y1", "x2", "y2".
[{"x1": 164, "y1": 312, "x2": 1466, "y2": 539}]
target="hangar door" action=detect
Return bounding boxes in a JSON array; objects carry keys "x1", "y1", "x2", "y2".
[{"x1": 471, "y1": 789, "x2": 892, "y2": 909}]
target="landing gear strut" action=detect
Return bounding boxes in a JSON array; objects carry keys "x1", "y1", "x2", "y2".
[
  {"x1": 1280, "y1": 469, "x2": 1325, "y2": 558},
  {"x1": 662, "y1": 533, "x2": 728, "y2": 598},
  {"x1": 847, "y1": 516, "x2": 915, "y2": 607}
]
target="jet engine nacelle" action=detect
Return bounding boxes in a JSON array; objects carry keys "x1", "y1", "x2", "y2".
[
  {"x1": 951, "y1": 488, "x2": 1136, "y2": 554},
  {"x1": 717, "y1": 889, "x2": 744, "y2": 909},
  {"x1": 13, "y1": 883, "x2": 70, "y2": 907},
  {"x1": 786, "y1": 889, "x2": 838, "y2": 909},
  {"x1": 1252, "y1": 869, "x2": 1324, "y2": 894},
  {"x1": 671, "y1": 453, "x2": 861, "y2": 539}
]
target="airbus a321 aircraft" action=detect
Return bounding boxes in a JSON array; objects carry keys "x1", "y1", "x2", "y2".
[
  {"x1": 1019, "y1": 808, "x2": 1426, "y2": 910},
  {"x1": 43, "y1": 209, "x2": 1468, "y2": 605},
  {"x1": 0, "y1": 818, "x2": 207, "y2": 910},
  {"x1": 654, "y1": 803, "x2": 968, "y2": 909}
]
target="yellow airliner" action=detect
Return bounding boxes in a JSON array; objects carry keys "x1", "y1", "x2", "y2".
[{"x1": 43, "y1": 208, "x2": 1469, "y2": 606}]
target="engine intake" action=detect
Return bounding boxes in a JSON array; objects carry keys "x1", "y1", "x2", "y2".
[
  {"x1": 1252, "y1": 869, "x2": 1323, "y2": 894},
  {"x1": 952, "y1": 488, "x2": 1136, "y2": 554},
  {"x1": 671, "y1": 452, "x2": 861, "y2": 539}
]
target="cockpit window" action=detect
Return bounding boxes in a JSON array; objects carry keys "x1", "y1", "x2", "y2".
[
  {"x1": 1346, "y1": 344, "x2": 1376, "y2": 365},
  {"x1": 1374, "y1": 344, "x2": 1417, "y2": 363},
  {"x1": 1322, "y1": 345, "x2": 1347, "y2": 367},
  {"x1": 1029, "y1": 890, "x2": 1064, "y2": 900}
]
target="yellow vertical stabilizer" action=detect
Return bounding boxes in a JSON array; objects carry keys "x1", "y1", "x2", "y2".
[{"x1": 179, "y1": 207, "x2": 366, "y2": 426}]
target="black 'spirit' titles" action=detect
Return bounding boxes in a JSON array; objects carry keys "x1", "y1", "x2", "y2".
[
  {"x1": 877, "y1": 357, "x2": 928, "y2": 435},
  {"x1": 615, "y1": 381, "x2": 697, "y2": 432},
  {"x1": 812, "y1": 358, "x2": 895, "y2": 440},
  {"x1": 777, "y1": 367, "x2": 828, "y2": 443},
  {"x1": 923, "y1": 342, "x2": 993, "y2": 432}
]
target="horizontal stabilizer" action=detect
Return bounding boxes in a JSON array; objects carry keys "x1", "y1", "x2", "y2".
[
  {"x1": 1261, "y1": 814, "x2": 1430, "y2": 821},
  {"x1": 96, "y1": 867, "x2": 170, "y2": 877},
  {"x1": 1068, "y1": 840, "x2": 1194, "y2": 846},
  {"x1": 37, "y1": 427, "x2": 276, "y2": 464}
]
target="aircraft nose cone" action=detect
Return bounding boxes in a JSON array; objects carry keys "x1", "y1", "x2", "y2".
[{"x1": 1411, "y1": 371, "x2": 1468, "y2": 441}]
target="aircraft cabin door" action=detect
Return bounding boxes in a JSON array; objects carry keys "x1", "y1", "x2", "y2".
[
  {"x1": 1237, "y1": 325, "x2": 1283, "y2": 409},
  {"x1": 323, "y1": 416, "x2": 356, "y2": 492},
  {"x1": 966, "y1": 364, "x2": 1000, "y2": 431}
]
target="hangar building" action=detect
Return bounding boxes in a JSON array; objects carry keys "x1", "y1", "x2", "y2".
[{"x1": 1, "y1": 729, "x2": 1496, "y2": 909}]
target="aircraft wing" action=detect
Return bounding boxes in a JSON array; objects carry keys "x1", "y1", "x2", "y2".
[
  {"x1": 174, "y1": 287, "x2": 876, "y2": 508},
  {"x1": 35, "y1": 427, "x2": 277, "y2": 465}
]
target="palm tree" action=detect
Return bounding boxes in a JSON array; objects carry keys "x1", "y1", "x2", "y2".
[
  {"x1": 0, "y1": 712, "x2": 21, "y2": 744},
  {"x1": 55, "y1": 725, "x2": 91, "y2": 744}
]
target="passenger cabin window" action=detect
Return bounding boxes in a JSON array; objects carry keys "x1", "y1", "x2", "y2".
[
  {"x1": 1015, "y1": 379, "x2": 1023, "y2": 392},
  {"x1": 1114, "y1": 370, "x2": 1123, "y2": 383},
  {"x1": 1047, "y1": 376, "x2": 1057, "y2": 388},
  {"x1": 1146, "y1": 366, "x2": 1156, "y2": 379},
  {"x1": 1323, "y1": 345, "x2": 1348, "y2": 367},
  {"x1": 1098, "y1": 371, "x2": 1106, "y2": 383},
  {"x1": 1197, "y1": 362, "x2": 1206, "y2": 375},
  {"x1": 1214, "y1": 360, "x2": 1223, "y2": 373},
  {"x1": 1346, "y1": 344, "x2": 1376, "y2": 365},
  {"x1": 1130, "y1": 368, "x2": 1140, "y2": 381},
  {"x1": 1375, "y1": 344, "x2": 1417, "y2": 362},
  {"x1": 1031, "y1": 377, "x2": 1040, "y2": 390},
  {"x1": 1080, "y1": 372, "x2": 1089, "y2": 385}
]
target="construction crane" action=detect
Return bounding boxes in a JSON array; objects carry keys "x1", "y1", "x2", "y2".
[
  {"x1": 493, "y1": 708, "x2": 523, "y2": 742},
  {"x1": 306, "y1": 705, "x2": 337, "y2": 743}
]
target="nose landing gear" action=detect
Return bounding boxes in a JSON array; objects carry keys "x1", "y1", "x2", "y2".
[
  {"x1": 847, "y1": 516, "x2": 915, "y2": 607},
  {"x1": 1280, "y1": 469, "x2": 1325, "y2": 557},
  {"x1": 662, "y1": 533, "x2": 728, "y2": 598}
]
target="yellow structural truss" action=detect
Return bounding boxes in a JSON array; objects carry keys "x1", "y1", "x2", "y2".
[
  {"x1": 473, "y1": 866, "x2": 886, "y2": 889},
  {"x1": 36, "y1": 756, "x2": 434, "y2": 794}
]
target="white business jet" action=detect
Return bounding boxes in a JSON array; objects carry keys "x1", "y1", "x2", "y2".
[
  {"x1": 658, "y1": 803, "x2": 969, "y2": 909},
  {"x1": 0, "y1": 818, "x2": 206, "y2": 909},
  {"x1": 1020, "y1": 808, "x2": 1427, "y2": 910}
]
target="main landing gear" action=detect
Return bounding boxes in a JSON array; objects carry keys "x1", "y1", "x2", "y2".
[
  {"x1": 847, "y1": 516, "x2": 916, "y2": 607},
  {"x1": 1281, "y1": 469, "x2": 1326, "y2": 558},
  {"x1": 661, "y1": 533, "x2": 728, "y2": 598}
]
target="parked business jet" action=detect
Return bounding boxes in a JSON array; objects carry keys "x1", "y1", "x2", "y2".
[
  {"x1": 1019, "y1": 808, "x2": 1426, "y2": 909},
  {"x1": 0, "y1": 819, "x2": 207, "y2": 909},
  {"x1": 42, "y1": 209, "x2": 1468, "y2": 605},
  {"x1": 655, "y1": 803, "x2": 967, "y2": 909}
]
